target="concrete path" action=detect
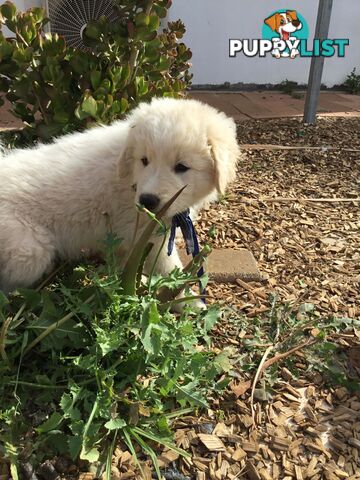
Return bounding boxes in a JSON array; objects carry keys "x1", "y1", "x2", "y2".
[
  {"x1": 189, "y1": 90, "x2": 360, "y2": 121},
  {"x1": 1, "y1": 91, "x2": 359, "y2": 129},
  {"x1": 0, "y1": 99, "x2": 22, "y2": 130}
]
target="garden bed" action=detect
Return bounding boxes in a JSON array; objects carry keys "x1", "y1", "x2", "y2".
[{"x1": 1, "y1": 117, "x2": 359, "y2": 480}]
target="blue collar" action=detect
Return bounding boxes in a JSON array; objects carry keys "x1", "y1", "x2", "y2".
[{"x1": 168, "y1": 209, "x2": 205, "y2": 299}]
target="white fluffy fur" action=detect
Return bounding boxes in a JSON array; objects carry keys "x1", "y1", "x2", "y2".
[{"x1": 0, "y1": 97, "x2": 240, "y2": 293}]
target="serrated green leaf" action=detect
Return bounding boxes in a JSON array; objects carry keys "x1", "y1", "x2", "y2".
[
  {"x1": 80, "y1": 446, "x2": 99, "y2": 462},
  {"x1": 60, "y1": 392, "x2": 82, "y2": 421},
  {"x1": 104, "y1": 418, "x2": 126, "y2": 430},
  {"x1": 176, "y1": 381, "x2": 208, "y2": 408},
  {"x1": 156, "y1": 416, "x2": 172, "y2": 436},
  {"x1": 214, "y1": 351, "x2": 232, "y2": 373},
  {"x1": 203, "y1": 307, "x2": 219, "y2": 334}
]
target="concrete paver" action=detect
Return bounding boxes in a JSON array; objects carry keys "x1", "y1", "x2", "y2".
[
  {"x1": 231, "y1": 92, "x2": 304, "y2": 119},
  {"x1": 186, "y1": 92, "x2": 250, "y2": 121},
  {"x1": 179, "y1": 248, "x2": 262, "y2": 283}
]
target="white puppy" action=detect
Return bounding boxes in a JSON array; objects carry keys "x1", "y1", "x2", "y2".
[{"x1": 0, "y1": 97, "x2": 240, "y2": 294}]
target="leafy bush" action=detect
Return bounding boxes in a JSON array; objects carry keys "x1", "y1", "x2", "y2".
[
  {"x1": 344, "y1": 67, "x2": 360, "y2": 94},
  {"x1": 0, "y1": 198, "x2": 229, "y2": 478},
  {"x1": 0, "y1": 0, "x2": 192, "y2": 144}
]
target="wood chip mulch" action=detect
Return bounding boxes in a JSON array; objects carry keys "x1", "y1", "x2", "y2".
[
  {"x1": 198, "y1": 116, "x2": 360, "y2": 321},
  {"x1": 102, "y1": 117, "x2": 360, "y2": 480},
  {"x1": 175, "y1": 116, "x2": 359, "y2": 480},
  {"x1": 2, "y1": 117, "x2": 359, "y2": 480}
]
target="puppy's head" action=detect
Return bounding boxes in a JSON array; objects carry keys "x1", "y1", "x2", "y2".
[
  {"x1": 122, "y1": 98, "x2": 240, "y2": 217},
  {"x1": 264, "y1": 11, "x2": 302, "y2": 38}
]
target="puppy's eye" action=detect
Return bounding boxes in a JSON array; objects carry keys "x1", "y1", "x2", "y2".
[
  {"x1": 141, "y1": 157, "x2": 149, "y2": 166},
  {"x1": 280, "y1": 18, "x2": 285, "y2": 24},
  {"x1": 174, "y1": 163, "x2": 190, "y2": 173}
]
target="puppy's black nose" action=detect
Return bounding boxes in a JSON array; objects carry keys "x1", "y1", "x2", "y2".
[
  {"x1": 292, "y1": 19, "x2": 300, "y2": 27},
  {"x1": 139, "y1": 193, "x2": 160, "y2": 211}
]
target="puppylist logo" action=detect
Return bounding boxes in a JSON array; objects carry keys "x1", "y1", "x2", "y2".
[{"x1": 230, "y1": 9, "x2": 349, "y2": 59}]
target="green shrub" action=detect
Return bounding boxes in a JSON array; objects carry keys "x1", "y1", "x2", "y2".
[
  {"x1": 344, "y1": 67, "x2": 360, "y2": 94},
  {"x1": 0, "y1": 0, "x2": 192, "y2": 144}
]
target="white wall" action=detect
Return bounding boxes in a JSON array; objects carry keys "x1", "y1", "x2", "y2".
[
  {"x1": 5, "y1": 0, "x2": 360, "y2": 87},
  {"x1": 7, "y1": 0, "x2": 41, "y2": 10},
  {"x1": 168, "y1": 0, "x2": 360, "y2": 87}
]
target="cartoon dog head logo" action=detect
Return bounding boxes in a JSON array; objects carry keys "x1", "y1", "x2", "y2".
[
  {"x1": 263, "y1": 10, "x2": 307, "y2": 58},
  {"x1": 264, "y1": 10, "x2": 302, "y2": 41}
]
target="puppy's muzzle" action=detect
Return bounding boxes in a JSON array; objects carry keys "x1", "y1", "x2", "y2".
[{"x1": 139, "y1": 193, "x2": 160, "y2": 212}]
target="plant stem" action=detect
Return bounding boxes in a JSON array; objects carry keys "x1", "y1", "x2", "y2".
[
  {"x1": 105, "y1": 430, "x2": 118, "y2": 480},
  {"x1": 81, "y1": 396, "x2": 99, "y2": 452},
  {"x1": 128, "y1": 45, "x2": 139, "y2": 84},
  {"x1": 8, "y1": 380, "x2": 65, "y2": 389},
  {"x1": 147, "y1": 233, "x2": 167, "y2": 294},
  {"x1": 0, "y1": 316, "x2": 11, "y2": 363}
]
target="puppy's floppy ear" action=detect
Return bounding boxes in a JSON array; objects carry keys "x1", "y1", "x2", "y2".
[
  {"x1": 118, "y1": 147, "x2": 133, "y2": 178},
  {"x1": 286, "y1": 10, "x2": 298, "y2": 21},
  {"x1": 264, "y1": 13, "x2": 281, "y2": 32},
  {"x1": 117, "y1": 123, "x2": 136, "y2": 178},
  {"x1": 208, "y1": 126, "x2": 240, "y2": 196}
]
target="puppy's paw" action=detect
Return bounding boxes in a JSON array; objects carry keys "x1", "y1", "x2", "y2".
[
  {"x1": 191, "y1": 298, "x2": 207, "y2": 311},
  {"x1": 171, "y1": 290, "x2": 206, "y2": 313}
]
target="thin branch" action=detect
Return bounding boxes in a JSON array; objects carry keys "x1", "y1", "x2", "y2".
[
  {"x1": 128, "y1": 45, "x2": 139, "y2": 81},
  {"x1": 240, "y1": 143, "x2": 360, "y2": 153},
  {"x1": 250, "y1": 345, "x2": 273, "y2": 425},
  {"x1": 231, "y1": 338, "x2": 319, "y2": 398},
  {"x1": 241, "y1": 197, "x2": 360, "y2": 203}
]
